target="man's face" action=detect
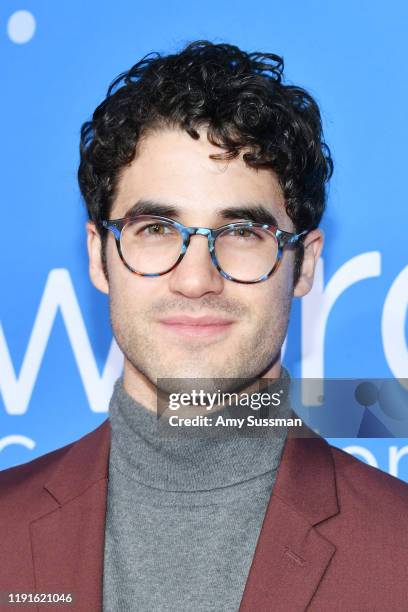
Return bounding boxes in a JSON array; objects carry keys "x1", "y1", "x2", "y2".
[{"x1": 87, "y1": 127, "x2": 322, "y2": 403}]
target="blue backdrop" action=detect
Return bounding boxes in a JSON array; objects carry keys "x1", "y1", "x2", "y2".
[{"x1": 1, "y1": 1, "x2": 407, "y2": 479}]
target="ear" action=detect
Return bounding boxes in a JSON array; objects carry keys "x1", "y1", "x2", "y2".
[
  {"x1": 86, "y1": 221, "x2": 109, "y2": 295},
  {"x1": 293, "y1": 228, "x2": 324, "y2": 297}
]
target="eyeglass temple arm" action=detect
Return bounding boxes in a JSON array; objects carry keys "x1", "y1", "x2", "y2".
[
  {"x1": 278, "y1": 228, "x2": 308, "y2": 246},
  {"x1": 101, "y1": 219, "x2": 123, "y2": 240}
]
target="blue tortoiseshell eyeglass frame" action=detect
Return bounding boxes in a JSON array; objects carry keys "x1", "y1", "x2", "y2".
[{"x1": 101, "y1": 215, "x2": 308, "y2": 285}]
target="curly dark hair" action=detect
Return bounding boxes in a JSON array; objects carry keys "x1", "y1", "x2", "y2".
[{"x1": 78, "y1": 39, "x2": 333, "y2": 285}]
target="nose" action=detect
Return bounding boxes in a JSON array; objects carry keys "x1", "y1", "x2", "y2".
[{"x1": 167, "y1": 233, "x2": 224, "y2": 298}]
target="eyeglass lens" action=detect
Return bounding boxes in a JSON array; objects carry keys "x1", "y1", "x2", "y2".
[{"x1": 119, "y1": 217, "x2": 279, "y2": 281}]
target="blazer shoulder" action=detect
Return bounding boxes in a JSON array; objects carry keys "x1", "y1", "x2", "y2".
[
  {"x1": 0, "y1": 440, "x2": 74, "y2": 490},
  {"x1": 329, "y1": 442, "x2": 408, "y2": 510},
  {"x1": 0, "y1": 440, "x2": 74, "y2": 524},
  {"x1": 0, "y1": 421, "x2": 109, "y2": 521}
]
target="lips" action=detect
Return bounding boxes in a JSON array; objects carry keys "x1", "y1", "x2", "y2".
[
  {"x1": 158, "y1": 315, "x2": 235, "y2": 338},
  {"x1": 159, "y1": 315, "x2": 234, "y2": 326}
]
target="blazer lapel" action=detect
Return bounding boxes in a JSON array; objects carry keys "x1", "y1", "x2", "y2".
[
  {"x1": 239, "y1": 433, "x2": 339, "y2": 612},
  {"x1": 30, "y1": 420, "x2": 111, "y2": 611}
]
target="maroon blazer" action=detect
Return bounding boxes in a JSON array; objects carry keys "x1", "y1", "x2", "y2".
[{"x1": 1, "y1": 419, "x2": 408, "y2": 611}]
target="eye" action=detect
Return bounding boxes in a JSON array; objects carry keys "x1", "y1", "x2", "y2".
[
  {"x1": 227, "y1": 227, "x2": 262, "y2": 239},
  {"x1": 234, "y1": 228, "x2": 253, "y2": 238},
  {"x1": 144, "y1": 223, "x2": 170, "y2": 235}
]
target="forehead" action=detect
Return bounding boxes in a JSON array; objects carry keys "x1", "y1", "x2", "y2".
[{"x1": 111, "y1": 127, "x2": 290, "y2": 228}]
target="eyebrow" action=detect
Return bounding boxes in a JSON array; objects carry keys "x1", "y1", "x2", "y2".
[{"x1": 123, "y1": 199, "x2": 280, "y2": 227}]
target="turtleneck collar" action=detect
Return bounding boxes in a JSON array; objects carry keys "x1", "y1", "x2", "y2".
[{"x1": 108, "y1": 366, "x2": 292, "y2": 492}]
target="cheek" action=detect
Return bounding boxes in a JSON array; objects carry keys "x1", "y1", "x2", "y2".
[
  {"x1": 248, "y1": 274, "x2": 293, "y2": 329},
  {"x1": 106, "y1": 237, "x2": 139, "y2": 295},
  {"x1": 260, "y1": 263, "x2": 293, "y2": 306},
  {"x1": 109, "y1": 268, "x2": 167, "y2": 328},
  {"x1": 280, "y1": 249, "x2": 296, "y2": 290}
]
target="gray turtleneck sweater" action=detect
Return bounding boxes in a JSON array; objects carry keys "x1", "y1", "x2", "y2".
[{"x1": 102, "y1": 370, "x2": 291, "y2": 612}]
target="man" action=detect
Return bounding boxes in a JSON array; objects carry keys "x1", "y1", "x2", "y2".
[{"x1": 1, "y1": 40, "x2": 408, "y2": 612}]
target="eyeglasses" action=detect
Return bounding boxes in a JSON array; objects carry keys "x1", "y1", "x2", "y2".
[{"x1": 101, "y1": 215, "x2": 308, "y2": 284}]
